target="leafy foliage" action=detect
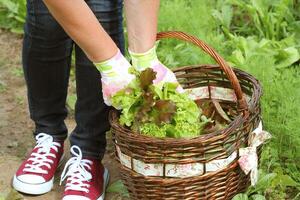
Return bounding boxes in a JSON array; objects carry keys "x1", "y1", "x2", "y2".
[
  {"x1": 212, "y1": 0, "x2": 300, "y2": 69},
  {"x1": 111, "y1": 68, "x2": 209, "y2": 138},
  {"x1": 233, "y1": 169, "x2": 299, "y2": 199},
  {"x1": 0, "y1": 0, "x2": 299, "y2": 198},
  {"x1": 0, "y1": 0, "x2": 25, "y2": 34},
  {"x1": 213, "y1": 0, "x2": 299, "y2": 41},
  {"x1": 107, "y1": 180, "x2": 130, "y2": 198},
  {"x1": 159, "y1": 0, "x2": 300, "y2": 199},
  {"x1": 66, "y1": 94, "x2": 76, "y2": 111},
  {"x1": 0, "y1": 189, "x2": 23, "y2": 200}
]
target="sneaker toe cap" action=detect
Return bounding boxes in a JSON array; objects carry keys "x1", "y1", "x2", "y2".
[
  {"x1": 63, "y1": 195, "x2": 90, "y2": 200},
  {"x1": 17, "y1": 174, "x2": 46, "y2": 184}
]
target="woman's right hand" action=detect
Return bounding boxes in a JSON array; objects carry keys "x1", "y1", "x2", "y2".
[{"x1": 94, "y1": 50, "x2": 135, "y2": 107}]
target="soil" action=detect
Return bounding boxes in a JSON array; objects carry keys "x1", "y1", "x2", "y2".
[{"x1": 0, "y1": 30, "x2": 124, "y2": 200}]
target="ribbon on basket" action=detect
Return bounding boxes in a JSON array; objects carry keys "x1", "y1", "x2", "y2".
[{"x1": 238, "y1": 121, "x2": 271, "y2": 186}]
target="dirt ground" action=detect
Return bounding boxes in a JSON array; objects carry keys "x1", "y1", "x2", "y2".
[{"x1": 0, "y1": 30, "x2": 124, "y2": 200}]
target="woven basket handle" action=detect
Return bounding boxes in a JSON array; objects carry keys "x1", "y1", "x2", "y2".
[{"x1": 157, "y1": 31, "x2": 249, "y2": 116}]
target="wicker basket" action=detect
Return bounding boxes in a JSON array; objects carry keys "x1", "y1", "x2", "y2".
[{"x1": 109, "y1": 31, "x2": 263, "y2": 200}]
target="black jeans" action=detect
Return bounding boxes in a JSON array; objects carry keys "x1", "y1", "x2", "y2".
[{"x1": 23, "y1": 0, "x2": 125, "y2": 159}]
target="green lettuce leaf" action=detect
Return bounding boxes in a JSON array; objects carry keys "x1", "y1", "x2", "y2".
[{"x1": 111, "y1": 68, "x2": 210, "y2": 138}]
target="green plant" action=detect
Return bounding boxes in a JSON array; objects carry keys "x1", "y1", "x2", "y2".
[
  {"x1": 0, "y1": 81, "x2": 6, "y2": 92},
  {"x1": 0, "y1": 0, "x2": 26, "y2": 34},
  {"x1": 16, "y1": 96, "x2": 23, "y2": 105},
  {"x1": 11, "y1": 67, "x2": 23, "y2": 77},
  {"x1": 66, "y1": 94, "x2": 76, "y2": 111},
  {"x1": 111, "y1": 68, "x2": 209, "y2": 138},
  {"x1": 213, "y1": 0, "x2": 300, "y2": 69},
  {"x1": 233, "y1": 168, "x2": 299, "y2": 199},
  {"x1": 107, "y1": 180, "x2": 129, "y2": 198},
  {"x1": 224, "y1": 35, "x2": 300, "y2": 68},
  {"x1": 0, "y1": 190, "x2": 23, "y2": 200},
  {"x1": 158, "y1": 0, "x2": 300, "y2": 198},
  {"x1": 214, "y1": 0, "x2": 298, "y2": 41},
  {"x1": 0, "y1": 0, "x2": 299, "y2": 198}
]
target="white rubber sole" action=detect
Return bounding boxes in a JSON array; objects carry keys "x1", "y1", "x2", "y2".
[
  {"x1": 12, "y1": 154, "x2": 65, "y2": 195},
  {"x1": 13, "y1": 175, "x2": 54, "y2": 195},
  {"x1": 98, "y1": 168, "x2": 110, "y2": 200}
]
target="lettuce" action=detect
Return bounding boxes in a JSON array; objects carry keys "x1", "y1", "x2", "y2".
[{"x1": 111, "y1": 68, "x2": 209, "y2": 138}]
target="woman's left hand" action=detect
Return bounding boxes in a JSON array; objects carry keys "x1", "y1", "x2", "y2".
[{"x1": 129, "y1": 45, "x2": 184, "y2": 93}]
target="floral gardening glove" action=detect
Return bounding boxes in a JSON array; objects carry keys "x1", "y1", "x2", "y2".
[
  {"x1": 94, "y1": 49, "x2": 135, "y2": 107},
  {"x1": 129, "y1": 44, "x2": 184, "y2": 93}
]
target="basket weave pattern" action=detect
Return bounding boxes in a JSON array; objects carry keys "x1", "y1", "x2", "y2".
[{"x1": 110, "y1": 32, "x2": 262, "y2": 200}]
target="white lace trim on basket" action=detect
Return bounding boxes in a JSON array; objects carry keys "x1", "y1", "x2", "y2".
[
  {"x1": 185, "y1": 86, "x2": 251, "y2": 102},
  {"x1": 116, "y1": 121, "x2": 270, "y2": 180}
]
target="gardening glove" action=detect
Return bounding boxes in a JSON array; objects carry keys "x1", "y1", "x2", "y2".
[
  {"x1": 94, "y1": 49, "x2": 135, "y2": 107},
  {"x1": 129, "y1": 44, "x2": 184, "y2": 93}
]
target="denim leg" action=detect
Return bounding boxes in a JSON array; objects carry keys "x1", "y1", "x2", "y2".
[
  {"x1": 88, "y1": 0, "x2": 125, "y2": 54},
  {"x1": 23, "y1": 0, "x2": 73, "y2": 141},
  {"x1": 69, "y1": 0, "x2": 125, "y2": 159}
]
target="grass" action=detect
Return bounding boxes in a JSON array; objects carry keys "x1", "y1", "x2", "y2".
[
  {"x1": 0, "y1": 0, "x2": 25, "y2": 34},
  {"x1": 0, "y1": 82, "x2": 6, "y2": 92},
  {"x1": 11, "y1": 67, "x2": 23, "y2": 77},
  {"x1": 0, "y1": 0, "x2": 299, "y2": 199},
  {"x1": 158, "y1": 0, "x2": 300, "y2": 199}
]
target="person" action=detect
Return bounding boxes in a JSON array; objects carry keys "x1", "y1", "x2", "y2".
[{"x1": 12, "y1": 0, "x2": 181, "y2": 200}]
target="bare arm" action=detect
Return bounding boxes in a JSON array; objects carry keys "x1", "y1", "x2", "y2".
[
  {"x1": 43, "y1": 0, "x2": 118, "y2": 62},
  {"x1": 124, "y1": 0, "x2": 160, "y2": 53},
  {"x1": 43, "y1": 0, "x2": 160, "y2": 60}
]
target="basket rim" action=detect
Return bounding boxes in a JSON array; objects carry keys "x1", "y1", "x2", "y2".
[
  {"x1": 109, "y1": 65, "x2": 262, "y2": 145},
  {"x1": 110, "y1": 110, "x2": 244, "y2": 145},
  {"x1": 157, "y1": 31, "x2": 249, "y2": 116}
]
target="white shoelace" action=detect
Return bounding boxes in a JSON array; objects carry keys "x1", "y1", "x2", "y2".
[
  {"x1": 23, "y1": 133, "x2": 61, "y2": 174},
  {"x1": 60, "y1": 145, "x2": 93, "y2": 193}
]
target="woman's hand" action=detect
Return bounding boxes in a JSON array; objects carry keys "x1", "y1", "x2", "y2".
[
  {"x1": 94, "y1": 50, "x2": 135, "y2": 107},
  {"x1": 129, "y1": 45, "x2": 184, "y2": 92},
  {"x1": 125, "y1": 0, "x2": 183, "y2": 91}
]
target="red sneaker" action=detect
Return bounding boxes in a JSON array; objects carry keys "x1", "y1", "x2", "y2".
[
  {"x1": 12, "y1": 133, "x2": 64, "y2": 195},
  {"x1": 61, "y1": 146, "x2": 109, "y2": 200}
]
